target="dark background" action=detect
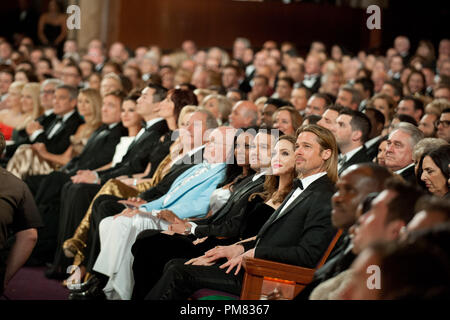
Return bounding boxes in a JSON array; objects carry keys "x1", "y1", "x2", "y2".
[{"x1": 0, "y1": 0, "x2": 448, "y2": 55}]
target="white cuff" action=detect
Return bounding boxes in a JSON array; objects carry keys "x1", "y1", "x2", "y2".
[
  {"x1": 29, "y1": 129, "x2": 44, "y2": 142},
  {"x1": 189, "y1": 222, "x2": 198, "y2": 235}
]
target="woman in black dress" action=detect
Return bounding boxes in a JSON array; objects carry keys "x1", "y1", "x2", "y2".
[{"x1": 38, "y1": 0, "x2": 67, "y2": 58}]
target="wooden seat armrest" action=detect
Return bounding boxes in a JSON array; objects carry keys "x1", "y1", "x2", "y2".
[{"x1": 242, "y1": 257, "x2": 315, "y2": 284}]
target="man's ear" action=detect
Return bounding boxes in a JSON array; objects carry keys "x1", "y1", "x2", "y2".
[
  {"x1": 351, "y1": 129, "x2": 362, "y2": 143},
  {"x1": 321, "y1": 148, "x2": 332, "y2": 161}
]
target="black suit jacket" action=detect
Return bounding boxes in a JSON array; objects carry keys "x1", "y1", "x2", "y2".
[
  {"x1": 98, "y1": 120, "x2": 169, "y2": 183},
  {"x1": 138, "y1": 148, "x2": 204, "y2": 202},
  {"x1": 302, "y1": 75, "x2": 321, "y2": 94},
  {"x1": 61, "y1": 123, "x2": 127, "y2": 175},
  {"x1": 193, "y1": 174, "x2": 265, "y2": 238},
  {"x1": 34, "y1": 111, "x2": 84, "y2": 155},
  {"x1": 365, "y1": 136, "x2": 383, "y2": 162},
  {"x1": 399, "y1": 165, "x2": 417, "y2": 185},
  {"x1": 338, "y1": 146, "x2": 372, "y2": 176},
  {"x1": 4, "y1": 112, "x2": 57, "y2": 158},
  {"x1": 243, "y1": 175, "x2": 337, "y2": 268}
]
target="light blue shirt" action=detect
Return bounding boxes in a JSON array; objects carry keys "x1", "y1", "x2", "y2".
[{"x1": 139, "y1": 162, "x2": 227, "y2": 219}]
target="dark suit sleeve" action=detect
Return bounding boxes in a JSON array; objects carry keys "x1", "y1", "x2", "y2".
[
  {"x1": 98, "y1": 135, "x2": 170, "y2": 184},
  {"x1": 254, "y1": 192, "x2": 335, "y2": 268},
  {"x1": 35, "y1": 115, "x2": 83, "y2": 154},
  {"x1": 74, "y1": 128, "x2": 124, "y2": 172},
  {"x1": 194, "y1": 201, "x2": 249, "y2": 238}
]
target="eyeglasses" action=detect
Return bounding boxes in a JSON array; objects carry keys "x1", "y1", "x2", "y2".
[{"x1": 435, "y1": 120, "x2": 450, "y2": 128}]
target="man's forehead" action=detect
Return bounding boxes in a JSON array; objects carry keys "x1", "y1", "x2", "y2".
[
  {"x1": 388, "y1": 129, "x2": 409, "y2": 141},
  {"x1": 297, "y1": 131, "x2": 318, "y2": 143},
  {"x1": 55, "y1": 88, "x2": 69, "y2": 96}
]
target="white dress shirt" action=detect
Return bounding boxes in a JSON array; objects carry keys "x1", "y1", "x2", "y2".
[
  {"x1": 278, "y1": 172, "x2": 327, "y2": 216},
  {"x1": 337, "y1": 145, "x2": 363, "y2": 172}
]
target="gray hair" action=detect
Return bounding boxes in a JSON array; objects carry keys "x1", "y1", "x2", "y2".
[
  {"x1": 196, "y1": 108, "x2": 219, "y2": 129},
  {"x1": 41, "y1": 78, "x2": 63, "y2": 89},
  {"x1": 201, "y1": 94, "x2": 233, "y2": 124},
  {"x1": 235, "y1": 37, "x2": 251, "y2": 49},
  {"x1": 56, "y1": 84, "x2": 78, "y2": 100},
  {"x1": 391, "y1": 122, "x2": 425, "y2": 148},
  {"x1": 413, "y1": 137, "x2": 448, "y2": 162},
  {"x1": 242, "y1": 108, "x2": 259, "y2": 127}
]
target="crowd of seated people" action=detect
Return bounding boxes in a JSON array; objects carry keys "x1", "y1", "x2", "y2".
[{"x1": 0, "y1": 32, "x2": 449, "y2": 300}]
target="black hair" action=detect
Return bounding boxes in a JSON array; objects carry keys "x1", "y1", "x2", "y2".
[
  {"x1": 303, "y1": 114, "x2": 322, "y2": 125},
  {"x1": 402, "y1": 95, "x2": 424, "y2": 115},
  {"x1": 393, "y1": 113, "x2": 418, "y2": 126},
  {"x1": 423, "y1": 145, "x2": 450, "y2": 183},
  {"x1": 147, "y1": 83, "x2": 168, "y2": 102},
  {"x1": 216, "y1": 127, "x2": 258, "y2": 188},
  {"x1": 265, "y1": 98, "x2": 292, "y2": 109},
  {"x1": 354, "y1": 77, "x2": 375, "y2": 98},
  {"x1": 339, "y1": 108, "x2": 372, "y2": 143}
]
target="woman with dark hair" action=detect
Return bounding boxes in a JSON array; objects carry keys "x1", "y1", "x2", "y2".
[
  {"x1": 158, "y1": 88, "x2": 198, "y2": 132},
  {"x1": 420, "y1": 145, "x2": 450, "y2": 199},
  {"x1": 406, "y1": 69, "x2": 427, "y2": 96}
]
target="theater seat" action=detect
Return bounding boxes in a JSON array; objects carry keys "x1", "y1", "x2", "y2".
[{"x1": 240, "y1": 229, "x2": 343, "y2": 300}]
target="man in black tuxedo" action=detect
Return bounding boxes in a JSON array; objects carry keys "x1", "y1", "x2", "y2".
[
  {"x1": 301, "y1": 54, "x2": 322, "y2": 94},
  {"x1": 335, "y1": 108, "x2": 372, "y2": 176},
  {"x1": 385, "y1": 122, "x2": 424, "y2": 184},
  {"x1": 363, "y1": 107, "x2": 385, "y2": 161},
  {"x1": 2, "y1": 79, "x2": 61, "y2": 160},
  {"x1": 28, "y1": 84, "x2": 84, "y2": 156},
  {"x1": 27, "y1": 91, "x2": 127, "y2": 265},
  {"x1": 295, "y1": 163, "x2": 393, "y2": 300},
  {"x1": 144, "y1": 124, "x2": 339, "y2": 300},
  {"x1": 129, "y1": 129, "x2": 276, "y2": 300}
]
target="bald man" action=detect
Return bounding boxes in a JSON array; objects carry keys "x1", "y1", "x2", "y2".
[{"x1": 228, "y1": 101, "x2": 259, "y2": 129}]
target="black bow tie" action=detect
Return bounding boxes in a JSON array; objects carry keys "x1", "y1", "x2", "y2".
[{"x1": 293, "y1": 179, "x2": 304, "y2": 190}]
